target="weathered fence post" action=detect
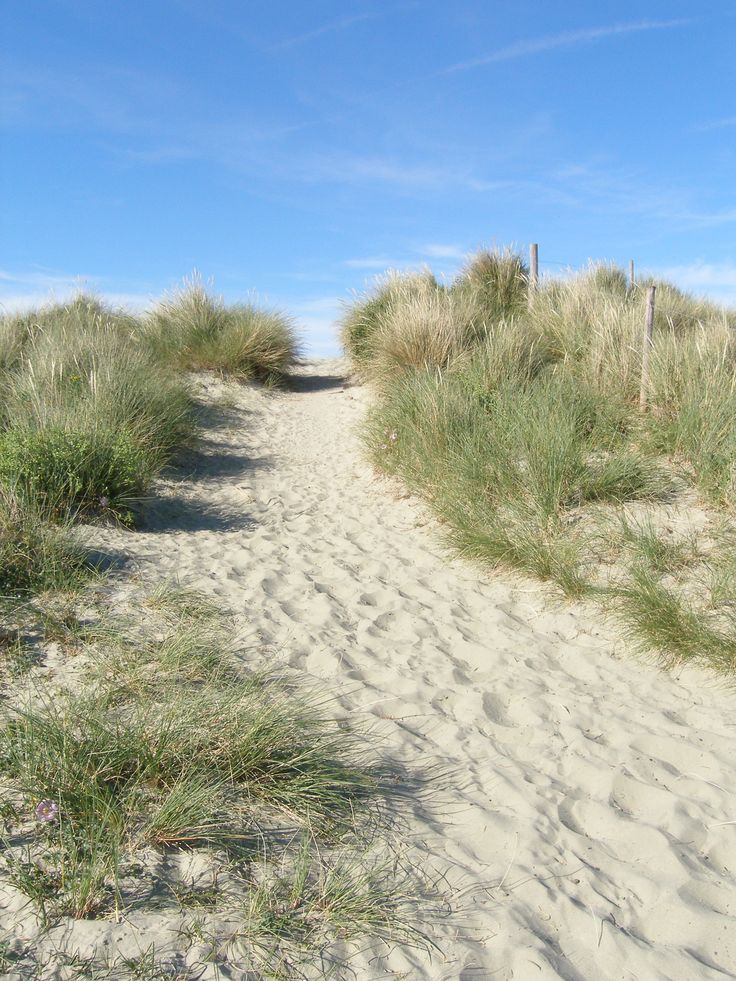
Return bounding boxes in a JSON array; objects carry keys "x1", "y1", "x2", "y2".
[
  {"x1": 629, "y1": 259, "x2": 635, "y2": 291},
  {"x1": 639, "y1": 285, "x2": 656, "y2": 412},
  {"x1": 529, "y1": 243, "x2": 538, "y2": 303}
]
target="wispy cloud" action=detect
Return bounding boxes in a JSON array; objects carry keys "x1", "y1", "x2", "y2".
[
  {"x1": 657, "y1": 261, "x2": 736, "y2": 289},
  {"x1": 1, "y1": 64, "x2": 182, "y2": 132},
  {"x1": 343, "y1": 256, "x2": 409, "y2": 270},
  {"x1": 284, "y1": 295, "x2": 343, "y2": 356},
  {"x1": 272, "y1": 13, "x2": 376, "y2": 51},
  {"x1": 653, "y1": 261, "x2": 736, "y2": 307},
  {"x1": 343, "y1": 243, "x2": 467, "y2": 273},
  {"x1": 546, "y1": 160, "x2": 736, "y2": 230},
  {"x1": 439, "y1": 19, "x2": 691, "y2": 75},
  {"x1": 693, "y1": 115, "x2": 736, "y2": 133},
  {"x1": 420, "y1": 243, "x2": 466, "y2": 260},
  {"x1": 300, "y1": 152, "x2": 522, "y2": 193},
  {"x1": 0, "y1": 269, "x2": 154, "y2": 313}
]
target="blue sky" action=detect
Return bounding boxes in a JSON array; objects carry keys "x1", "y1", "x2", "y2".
[{"x1": 2, "y1": 1, "x2": 735, "y2": 354}]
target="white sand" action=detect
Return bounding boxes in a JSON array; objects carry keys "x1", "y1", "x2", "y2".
[{"x1": 17, "y1": 358, "x2": 736, "y2": 978}]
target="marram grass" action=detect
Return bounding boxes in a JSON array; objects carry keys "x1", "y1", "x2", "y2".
[
  {"x1": 0, "y1": 594, "x2": 440, "y2": 969},
  {"x1": 145, "y1": 276, "x2": 299, "y2": 382},
  {"x1": 347, "y1": 249, "x2": 736, "y2": 672}
]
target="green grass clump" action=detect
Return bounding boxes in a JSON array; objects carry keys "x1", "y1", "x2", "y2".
[
  {"x1": 347, "y1": 246, "x2": 736, "y2": 671},
  {"x1": 0, "y1": 295, "x2": 195, "y2": 520},
  {"x1": 0, "y1": 485, "x2": 95, "y2": 597},
  {"x1": 614, "y1": 563, "x2": 736, "y2": 673},
  {"x1": 365, "y1": 366, "x2": 669, "y2": 596},
  {"x1": 340, "y1": 270, "x2": 441, "y2": 371},
  {"x1": 645, "y1": 334, "x2": 736, "y2": 508},
  {"x1": 145, "y1": 278, "x2": 299, "y2": 382},
  {"x1": 0, "y1": 598, "x2": 435, "y2": 966},
  {"x1": 453, "y1": 248, "x2": 529, "y2": 321}
]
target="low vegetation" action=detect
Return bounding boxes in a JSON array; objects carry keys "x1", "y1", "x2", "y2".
[
  {"x1": 344, "y1": 249, "x2": 736, "y2": 674},
  {"x1": 0, "y1": 589, "x2": 438, "y2": 976},
  {"x1": 0, "y1": 485, "x2": 97, "y2": 597}
]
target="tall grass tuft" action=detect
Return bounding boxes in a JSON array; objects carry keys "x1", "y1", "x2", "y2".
[
  {"x1": 340, "y1": 270, "x2": 440, "y2": 372},
  {"x1": 0, "y1": 295, "x2": 194, "y2": 520},
  {"x1": 454, "y1": 248, "x2": 529, "y2": 321},
  {"x1": 0, "y1": 485, "x2": 95, "y2": 597},
  {"x1": 145, "y1": 276, "x2": 299, "y2": 382}
]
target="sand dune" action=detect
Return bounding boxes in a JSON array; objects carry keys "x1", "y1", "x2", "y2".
[{"x1": 88, "y1": 358, "x2": 736, "y2": 979}]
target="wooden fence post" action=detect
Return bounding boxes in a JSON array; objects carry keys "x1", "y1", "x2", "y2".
[
  {"x1": 529, "y1": 243, "x2": 538, "y2": 301},
  {"x1": 639, "y1": 285, "x2": 656, "y2": 412},
  {"x1": 629, "y1": 259, "x2": 635, "y2": 290}
]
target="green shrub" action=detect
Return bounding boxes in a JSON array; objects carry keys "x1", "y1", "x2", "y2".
[{"x1": 0, "y1": 426, "x2": 151, "y2": 519}]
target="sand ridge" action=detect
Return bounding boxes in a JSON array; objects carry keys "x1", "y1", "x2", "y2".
[{"x1": 91, "y1": 358, "x2": 736, "y2": 979}]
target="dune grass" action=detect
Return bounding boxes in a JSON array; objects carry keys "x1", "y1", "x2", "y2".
[
  {"x1": 145, "y1": 276, "x2": 299, "y2": 383},
  {"x1": 347, "y1": 249, "x2": 736, "y2": 672},
  {"x1": 0, "y1": 485, "x2": 97, "y2": 598},
  {"x1": 0, "y1": 590, "x2": 438, "y2": 972},
  {"x1": 0, "y1": 295, "x2": 194, "y2": 524},
  {"x1": 0, "y1": 278, "x2": 299, "y2": 531},
  {"x1": 0, "y1": 285, "x2": 437, "y2": 973}
]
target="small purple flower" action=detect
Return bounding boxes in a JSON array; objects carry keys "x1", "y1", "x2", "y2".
[
  {"x1": 35, "y1": 799, "x2": 59, "y2": 823},
  {"x1": 99, "y1": 496, "x2": 110, "y2": 510}
]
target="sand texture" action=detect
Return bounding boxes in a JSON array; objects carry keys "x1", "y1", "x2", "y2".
[{"x1": 25, "y1": 359, "x2": 736, "y2": 979}]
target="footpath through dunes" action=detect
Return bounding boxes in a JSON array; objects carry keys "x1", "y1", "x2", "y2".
[{"x1": 97, "y1": 358, "x2": 736, "y2": 979}]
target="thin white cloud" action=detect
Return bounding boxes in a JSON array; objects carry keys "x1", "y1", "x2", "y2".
[
  {"x1": 344, "y1": 243, "x2": 466, "y2": 272},
  {"x1": 302, "y1": 152, "x2": 517, "y2": 193},
  {"x1": 343, "y1": 256, "x2": 409, "y2": 270},
  {"x1": 668, "y1": 207, "x2": 736, "y2": 228},
  {"x1": 652, "y1": 262, "x2": 736, "y2": 308},
  {"x1": 285, "y1": 296, "x2": 343, "y2": 357},
  {"x1": 420, "y1": 243, "x2": 466, "y2": 260},
  {"x1": 272, "y1": 13, "x2": 376, "y2": 50},
  {"x1": 0, "y1": 269, "x2": 93, "y2": 290},
  {"x1": 0, "y1": 269, "x2": 154, "y2": 313},
  {"x1": 439, "y1": 19, "x2": 692, "y2": 75},
  {"x1": 692, "y1": 116, "x2": 736, "y2": 133},
  {"x1": 657, "y1": 261, "x2": 736, "y2": 290}
]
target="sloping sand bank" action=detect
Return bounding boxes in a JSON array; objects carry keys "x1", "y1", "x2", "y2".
[{"x1": 97, "y1": 359, "x2": 736, "y2": 979}]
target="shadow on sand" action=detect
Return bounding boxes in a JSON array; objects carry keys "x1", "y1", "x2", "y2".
[
  {"x1": 172, "y1": 445, "x2": 272, "y2": 484},
  {"x1": 286, "y1": 372, "x2": 349, "y2": 394},
  {"x1": 137, "y1": 492, "x2": 257, "y2": 534}
]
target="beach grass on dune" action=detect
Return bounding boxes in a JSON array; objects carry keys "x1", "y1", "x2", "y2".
[
  {"x1": 0, "y1": 484, "x2": 98, "y2": 598},
  {"x1": 0, "y1": 294, "x2": 195, "y2": 523},
  {"x1": 0, "y1": 287, "x2": 435, "y2": 973},
  {"x1": 347, "y1": 249, "x2": 736, "y2": 671},
  {"x1": 145, "y1": 277, "x2": 300, "y2": 383},
  {"x1": 0, "y1": 279, "x2": 299, "y2": 531},
  {"x1": 0, "y1": 591, "x2": 436, "y2": 969}
]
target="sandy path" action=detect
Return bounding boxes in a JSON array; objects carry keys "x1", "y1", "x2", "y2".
[{"x1": 101, "y1": 359, "x2": 736, "y2": 980}]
